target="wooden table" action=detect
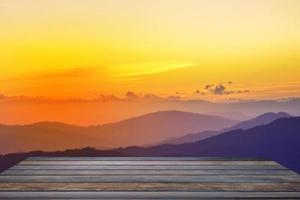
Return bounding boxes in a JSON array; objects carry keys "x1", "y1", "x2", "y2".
[{"x1": 0, "y1": 157, "x2": 300, "y2": 199}]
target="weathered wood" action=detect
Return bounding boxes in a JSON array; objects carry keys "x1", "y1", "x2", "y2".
[
  {"x1": 3, "y1": 169, "x2": 294, "y2": 175},
  {"x1": 11, "y1": 164, "x2": 286, "y2": 170},
  {"x1": 1, "y1": 175, "x2": 300, "y2": 183},
  {"x1": 19, "y1": 160, "x2": 278, "y2": 166},
  {"x1": 1, "y1": 157, "x2": 299, "y2": 199},
  {"x1": 27, "y1": 157, "x2": 269, "y2": 161},
  {"x1": 1, "y1": 191, "x2": 300, "y2": 199},
  {"x1": 1, "y1": 182, "x2": 300, "y2": 192}
]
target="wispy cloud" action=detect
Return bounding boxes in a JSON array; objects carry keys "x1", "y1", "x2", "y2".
[
  {"x1": 125, "y1": 91, "x2": 140, "y2": 99},
  {"x1": 195, "y1": 81, "x2": 250, "y2": 96},
  {"x1": 124, "y1": 91, "x2": 182, "y2": 101},
  {"x1": 2, "y1": 67, "x2": 97, "y2": 83},
  {"x1": 0, "y1": 91, "x2": 184, "y2": 104},
  {"x1": 112, "y1": 62, "x2": 195, "y2": 81},
  {"x1": 26, "y1": 67, "x2": 96, "y2": 80}
]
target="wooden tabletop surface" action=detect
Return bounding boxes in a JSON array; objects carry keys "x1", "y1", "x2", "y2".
[{"x1": 0, "y1": 157, "x2": 299, "y2": 199}]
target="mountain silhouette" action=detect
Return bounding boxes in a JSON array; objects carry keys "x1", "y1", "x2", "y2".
[
  {"x1": 1, "y1": 117, "x2": 299, "y2": 174},
  {"x1": 0, "y1": 110, "x2": 237, "y2": 154},
  {"x1": 119, "y1": 117, "x2": 300, "y2": 173},
  {"x1": 226, "y1": 112, "x2": 291, "y2": 130},
  {"x1": 0, "y1": 147, "x2": 125, "y2": 173},
  {"x1": 161, "y1": 112, "x2": 291, "y2": 144}
]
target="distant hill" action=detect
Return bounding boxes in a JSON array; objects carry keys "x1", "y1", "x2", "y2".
[
  {"x1": 226, "y1": 112, "x2": 291, "y2": 131},
  {"x1": 1, "y1": 117, "x2": 299, "y2": 174},
  {"x1": 119, "y1": 117, "x2": 300, "y2": 174},
  {"x1": 89, "y1": 110, "x2": 237, "y2": 147},
  {"x1": 0, "y1": 147, "x2": 125, "y2": 173},
  {"x1": 161, "y1": 112, "x2": 291, "y2": 144},
  {"x1": 0, "y1": 110, "x2": 237, "y2": 154},
  {"x1": 0, "y1": 122, "x2": 90, "y2": 154}
]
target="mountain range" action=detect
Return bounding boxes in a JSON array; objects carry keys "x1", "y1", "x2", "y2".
[
  {"x1": 119, "y1": 116, "x2": 300, "y2": 173},
  {"x1": 1, "y1": 116, "x2": 299, "y2": 174},
  {"x1": 160, "y1": 112, "x2": 291, "y2": 144},
  {"x1": 0, "y1": 110, "x2": 237, "y2": 154}
]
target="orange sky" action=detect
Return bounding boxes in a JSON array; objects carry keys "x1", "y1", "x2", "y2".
[{"x1": 0, "y1": 0, "x2": 300, "y2": 124}]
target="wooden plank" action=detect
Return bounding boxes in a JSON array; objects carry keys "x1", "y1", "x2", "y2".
[
  {"x1": 1, "y1": 175, "x2": 300, "y2": 183},
  {"x1": 27, "y1": 157, "x2": 269, "y2": 161},
  {"x1": 2, "y1": 169, "x2": 295, "y2": 175},
  {"x1": 19, "y1": 160, "x2": 278, "y2": 166},
  {"x1": 1, "y1": 157, "x2": 299, "y2": 199},
  {"x1": 0, "y1": 198, "x2": 291, "y2": 200},
  {"x1": 0, "y1": 191, "x2": 300, "y2": 199},
  {"x1": 11, "y1": 164, "x2": 286, "y2": 170},
  {"x1": 1, "y1": 182, "x2": 300, "y2": 192}
]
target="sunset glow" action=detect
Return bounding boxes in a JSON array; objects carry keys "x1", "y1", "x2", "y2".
[{"x1": 0, "y1": 0, "x2": 300, "y2": 125}]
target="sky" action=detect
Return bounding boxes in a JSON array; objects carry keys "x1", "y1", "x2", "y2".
[{"x1": 0, "y1": 0, "x2": 300, "y2": 124}]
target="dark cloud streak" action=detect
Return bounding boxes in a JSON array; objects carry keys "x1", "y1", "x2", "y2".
[{"x1": 198, "y1": 81, "x2": 250, "y2": 96}]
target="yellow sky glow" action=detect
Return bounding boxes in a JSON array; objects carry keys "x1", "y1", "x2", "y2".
[{"x1": 0, "y1": 0, "x2": 300, "y2": 100}]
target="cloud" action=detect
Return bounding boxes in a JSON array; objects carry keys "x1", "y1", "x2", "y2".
[
  {"x1": 212, "y1": 84, "x2": 228, "y2": 95},
  {"x1": 194, "y1": 90, "x2": 206, "y2": 95},
  {"x1": 205, "y1": 84, "x2": 214, "y2": 90},
  {"x1": 96, "y1": 94, "x2": 122, "y2": 102},
  {"x1": 125, "y1": 92, "x2": 182, "y2": 101},
  {"x1": 111, "y1": 92, "x2": 183, "y2": 102},
  {"x1": 143, "y1": 93, "x2": 164, "y2": 101},
  {"x1": 176, "y1": 91, "x2": 187, "y2": 95},
  {"x1": 236, "y1": 90, "x2": 250, "y2": 94},
  {"x1": 30, "y1": 67, "x2": 96, "y2": 80},
  {"x1": 199, "y1": 81, "x2": 250, "y2": 96},
  {"x1": 0, "y1": 94, "x2": 58, "y2": 103},
  {"x1": 4, "y1": 67, "x2": 98, "y2": 84},
  {"x1": 0, "y1": 92, "x2": 183, "y2": 104},
  {"x1": 125, "y1": 91, "x2": 140, "y2": 99},
  {"x1": 203, "y1": 84, "x2": 233, "y2": 95}
]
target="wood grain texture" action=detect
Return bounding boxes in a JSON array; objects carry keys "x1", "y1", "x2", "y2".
[
  {"x1": 3, "y1": 169, "x2": 294, "y2": 175},
  {"x1": 27, "y1": 157, "x2": 269, "y2": 161},
  {"x1": 1, "y1": 175, "x2": 300, "y2": 183},
  {"x1": 1, "y1": 182, "x2": 300, "y2": 191},
  {"x1": 11, "y1": 164, "x2": 286, "y2": 170},
  {"x1": 1, "y1": 191, "x2": 300, "y2": 199},
  {"x1": 19, "y1": 160, "x2": 278, "y2": 166},
  {"x1": 1, "y1": 157, "x2": 299, "y2": 199}
]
